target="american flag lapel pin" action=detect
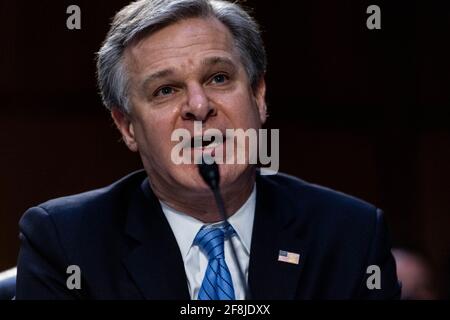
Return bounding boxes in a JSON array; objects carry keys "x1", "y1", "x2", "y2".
[{"x1": 278, "y1": 250, "x2": 300, "y2": 265}]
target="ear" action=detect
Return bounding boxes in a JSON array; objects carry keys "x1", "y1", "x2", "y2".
[
  {"x1": 253, "y1": 76, "x2": 267, "y2": 124},
  {"x1": 111, "y1": 107, "x2": 138, "y2": 152}
]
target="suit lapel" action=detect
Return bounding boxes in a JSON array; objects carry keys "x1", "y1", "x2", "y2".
[
  {"x1": 248, "y1": 174, "x2": 310, "y2": 300},
  {"x1": 122, "y1": 178, "x2": 190, "y2": 300},
  {"x1": 120, "y1": 172, "x2": 310, "y2": 300}
]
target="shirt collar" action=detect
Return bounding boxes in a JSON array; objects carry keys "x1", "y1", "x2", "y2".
[
  {"x1": 226, "y1": 186, "x2": 256, "y2": 255},
  {"x1": 160, "y1": 185, "x2": 256, "y2": 259}
]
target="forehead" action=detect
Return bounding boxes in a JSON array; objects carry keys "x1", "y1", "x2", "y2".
[{"x1": 124, "y1": 17, "x2": 239, "y2": 74}]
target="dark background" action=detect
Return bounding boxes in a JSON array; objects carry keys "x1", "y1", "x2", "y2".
[{"x1": 1, "y1": 0, "x2": 449, "y2": 297}]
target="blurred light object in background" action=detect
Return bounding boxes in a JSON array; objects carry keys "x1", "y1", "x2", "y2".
[{"x1": 392, "y1": 249, "x2": 438, "y2": 300}]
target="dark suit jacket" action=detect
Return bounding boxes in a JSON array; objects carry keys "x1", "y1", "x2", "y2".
[{"x1": 16, "y1": 170, "x2": 400, "y2": 299}]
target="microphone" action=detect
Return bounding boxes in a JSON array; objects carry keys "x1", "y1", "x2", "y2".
[
  {"x1": 197, "y1": 161, "x2": 252, "y2": 300},
  {"x1": 198, "y1": 161, "x2": 220, "y2": 190}
]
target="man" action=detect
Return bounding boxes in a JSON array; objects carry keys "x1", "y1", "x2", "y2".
[
  {"x1": 392, "y1": 249, "x2": 437, "y2": 299},
  {"x1": 16, "y1": 0, "x2": 400, "y2": 299}
]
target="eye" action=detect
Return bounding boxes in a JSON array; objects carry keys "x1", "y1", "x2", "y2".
[
  {"x1": 210, "y1": 74, "x2": 229, "y2": 85},
  {"x1": 154, "y1": 86, "x2": 175, "y2": 97}
]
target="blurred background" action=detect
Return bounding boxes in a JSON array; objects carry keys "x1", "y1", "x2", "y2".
[{"x1": 0, "y1": 0, "x2": 449, "y2": 299}]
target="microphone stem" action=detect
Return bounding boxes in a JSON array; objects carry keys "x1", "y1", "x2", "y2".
[{"x1": 212, "y1": 187, "x2": 252, "y2": 300}]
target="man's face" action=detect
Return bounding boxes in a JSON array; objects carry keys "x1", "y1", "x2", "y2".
[{"x1": 113, "y1": 17, "x2": 266, "y2": 193}]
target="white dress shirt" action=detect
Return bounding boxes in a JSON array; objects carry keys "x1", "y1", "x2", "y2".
[{"x1": 160, "y1": 185, "x2": 256, "y2": 300}]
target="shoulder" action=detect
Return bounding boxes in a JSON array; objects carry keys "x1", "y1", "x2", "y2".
[
  {"x1": 39, "y1": 170, "x2": 146, "y2": 214},
  {"x1": 19, "y1": 170, "x2": 148, "y2": 244},
  {"x1": 257, "y1": 172, "x2": 379, "y2": 232}
]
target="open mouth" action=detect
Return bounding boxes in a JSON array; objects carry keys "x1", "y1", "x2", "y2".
[{"x1": 188, "y1": 135, "x2": 225, "y2": 149}]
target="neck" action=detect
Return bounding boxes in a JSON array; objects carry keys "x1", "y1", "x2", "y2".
[{"x1": 149, "y1": 168, "x2": 256, "y2": 223}]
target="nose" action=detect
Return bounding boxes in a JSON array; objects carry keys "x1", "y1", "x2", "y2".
[{"x1": 181, "y1": 83, "x2": 217, "y2": 122}]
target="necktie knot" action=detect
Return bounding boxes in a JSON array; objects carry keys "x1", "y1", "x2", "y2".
[{"x1": 194, "y1": 223, "x2": 235, "y2": 260}]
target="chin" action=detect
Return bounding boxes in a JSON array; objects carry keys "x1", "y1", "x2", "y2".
[
  {"x1": 169, "y1": 163, "x2": 248, "y2": 192},
  {"x1": 218, "y1": 163, "x2": 251, "y2": 188},
  {"x1": 171, "y1": 164, "x2": 211, "y2": 191}
]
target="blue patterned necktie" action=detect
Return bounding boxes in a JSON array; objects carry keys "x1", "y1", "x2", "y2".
[{"x1": 194, "y1": 223, "x2": 236, "y2": 300}]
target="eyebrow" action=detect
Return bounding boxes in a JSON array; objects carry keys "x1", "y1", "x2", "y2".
[
  {"x1": 201, "y1": 56, "x2": 237, "y2": 71},
  {"x1": 141, "y1": 56, "x2": 237, "y2": 91},
  {"x1": 142, "y1": 68, "x2": 176, "y2": 91}
]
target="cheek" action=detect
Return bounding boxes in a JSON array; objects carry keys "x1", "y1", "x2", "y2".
[
  {"x1": 224, "y1": 93, "x2": 261, "y2": 126},
  {"x1": 133, "y1": 112, "x2": 177, "y2": 158}
]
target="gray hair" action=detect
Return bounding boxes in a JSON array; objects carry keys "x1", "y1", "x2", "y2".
[{"x1": 96, "y1": 0, "x2": 267, "y2": 113}]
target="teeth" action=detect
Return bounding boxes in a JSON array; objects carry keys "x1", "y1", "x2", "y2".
[
  {"x1": 183, "y1": 135, "x2": 225, "y2": 149},
  {"x1": 204, "y1": 141, "x2": 221, "y2": 148},
  {"x1": 191, "y1": 141, "x2": 222, "y2": 149}
]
